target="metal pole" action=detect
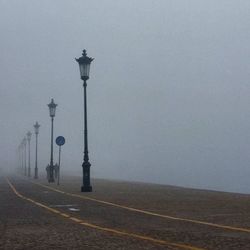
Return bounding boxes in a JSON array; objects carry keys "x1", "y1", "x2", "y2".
[
  {"x1": 19, "y1": 147, "x2": 22, "y2": 174},
  {"x1": 34, "y1": 133, "x2": 38, "y2": 179},
  {"x1": 21, "y1": 145, "x2": 24, "y2": 175},
  {"x1": 18, "y1": 147, "x2": 20, "y2": 173},
  {"x1": 24, "y1": 142, "x2": 27, "y2": 176},
  {"x1": 81, "y1": 79, "x2": 92, "y2": 192},
  {"x1": 49, "y1": 117, "x2": 55, "y2": 182},
  {"x1": 57, "y1": 146, "x2": 61, "y2": 185},
  {"x1": 28, "y1": 139, "x2": 31, "y2": 177},
  {"x1": 83, "y1": 80, "x2": 89, "y2": 164},
  {"x1": 19, "y1": 148, "x2": 21, "y2": 173}
]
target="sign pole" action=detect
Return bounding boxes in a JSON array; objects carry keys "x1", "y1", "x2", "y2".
[
  {"x1": 57, "y1": 145, "x2": 61, "y2": 185},
  {"x1": 55, "y1": 136, "x2": 65, "y2": 186}
]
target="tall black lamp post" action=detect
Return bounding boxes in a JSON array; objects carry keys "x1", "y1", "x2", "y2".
[
  {"x1": 27, "y1": 131, "x2": 32, "y2": 177},
  {"x1": 48, "y1": 99, "x2": 57, "y2": 183},
  {"x1": 21, "y1": 141, "x2": 24, "y2": 175},
  {"x1": 76, "y1": 49, "x2": 94, "y2": 192},
  {"x1": 18, "y1": 144, "x2": 22, "y2": 174},
  {"x1": 23, "y1": 137, "x2": 27, "y2": 176},
  {"x1": 34, "y1": 121, "x2": 40, "y2": 179}
]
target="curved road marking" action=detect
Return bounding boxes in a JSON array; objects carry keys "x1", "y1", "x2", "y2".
[
  {"x1": 6, "y1": 178, "x2": 204, "y2": 250},
  {"x1": 31, "y1": 180, "x2": 250, "y2": 234}
]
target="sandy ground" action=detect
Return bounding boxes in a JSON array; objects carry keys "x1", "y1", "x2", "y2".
[{"x1": 1, "y1": 175, "x2": 250, "y2": 249}]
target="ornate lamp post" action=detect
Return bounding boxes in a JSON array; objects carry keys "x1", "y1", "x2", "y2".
[
  {"x1": 18, "y1": 144, "x2": 22, "y2": 174},
  {"x1": 76, "y1": 49, "x2": 94, "y2": 192},
  {"x1": 33, "y1": 122, "x2": 40, "y2": 179},
  {"x1": 21, "y1": 142, "x2": 24, "y2": 175},
  {"x1": 23, "y1": 137, "x2": 27, "y2": 176},
  {"x1": 26, "y1": 131, "x2": 32, "y2": 177},
  {"x1": 48, "y1": 99, "x2": 57, "y2": 183}
]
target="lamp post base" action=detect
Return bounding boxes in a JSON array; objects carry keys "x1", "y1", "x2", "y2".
[
  {"x1": 47, "y1": 164, "x2": 55, "y2": 183},
  {"x1": 81, "y1": 185, "x2": 92, "y2": 192},
  {"x1": 34, "y1": 169, "x2": 38, "y2": 179}
]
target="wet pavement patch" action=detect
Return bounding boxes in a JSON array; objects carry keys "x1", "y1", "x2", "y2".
[{"x1": 68, "y1": 208, "x2": 80, "y2": 212}]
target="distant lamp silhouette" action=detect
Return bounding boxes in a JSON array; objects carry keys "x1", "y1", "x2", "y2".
[
  {"x1": 33, "y1": 121, "x2": 40, "y2": 179},
  {"x1": 48, "y1": 98, "x2": 57, "y2": 183},
  {"x1": 26, "y1": 131, "x2": 32, "y2": 177}
]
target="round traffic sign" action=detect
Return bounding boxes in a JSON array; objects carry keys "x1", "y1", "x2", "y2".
[{"x1": 56, "y1": 136, "x2": 65, "y2": 146}]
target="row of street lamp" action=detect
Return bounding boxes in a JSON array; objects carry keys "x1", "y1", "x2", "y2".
[
  {"x1": 18, "y1": 122, "x2": 40, "y2": 179},
  {"x1": 18, "y1": 98, "x2": 56, "y2": 182},
  {"x1": 18, "y1": 49, "x2": 94, "y2": 192}
]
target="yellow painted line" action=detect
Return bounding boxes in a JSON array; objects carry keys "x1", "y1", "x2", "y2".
[
  {"x1": 61, "y1": 213, "x2": 70, "y2": 218},
  {"x1": 6, "y1": 177, "x2": 204, "y2": 250},
  {"x1": 69, "y1": 217, "x2": 83, "y2": 223},
  {"x1": 31, "y1": 180, "x2": 250, "y2": 234}
]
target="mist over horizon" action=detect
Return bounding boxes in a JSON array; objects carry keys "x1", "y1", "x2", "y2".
[{"x1": 1, "y1": 0, "x2": 250, "y2": 194}]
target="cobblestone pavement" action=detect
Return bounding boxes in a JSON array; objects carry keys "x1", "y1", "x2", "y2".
[{"x1": 1, "y1": 175, "x2": 250, "y2": 249}]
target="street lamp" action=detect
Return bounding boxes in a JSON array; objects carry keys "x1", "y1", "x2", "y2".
[
  {"x1": 33, "y1": 122, "x2": 40, "y2": 179},
  {"x1": 21, "y1": 142, "x2": 24, "y2": 175},
  {"x1": 23, "y1": 137, "x2": 27, "y2": 176},
  {"x1": 26, "y1": 131, "x2": 32, "y2": 177},
  {"x1": 18, "y1": 144, "x2": 22, "y2": 174},
  {"x1": 76, "y1": 49, "x2": 94, "y2": 192},
  {"x1": 48, "y1": 98, "x2": 57, "y2": 183}
]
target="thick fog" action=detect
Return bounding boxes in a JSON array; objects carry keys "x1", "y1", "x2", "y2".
[{"x1": 1, "y1": 0, "x2": 250, "y2": 193}]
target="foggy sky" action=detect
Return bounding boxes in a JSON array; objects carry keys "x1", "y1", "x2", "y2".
[{"x1": 1, "y1": 0, "x2": 250, "y2": 193}]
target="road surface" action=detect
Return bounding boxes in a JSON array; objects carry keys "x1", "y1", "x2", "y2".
[{"x1": 0, "y1": 175, "x2": 250, "y2": 249}]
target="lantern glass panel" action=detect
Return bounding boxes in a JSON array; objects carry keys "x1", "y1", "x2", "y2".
[
  {"x1": 49, "y1": 106, "x2": 56, "y2": 117},
  {"x1": 79, "y1": 63, "x2": 90, "y2": 79},
  {"x1": 34, "y1": 123, "x2": 40, "y2": 134},
  {"x1": 48, "y1": 99, "x2": 57, "y2": 117},
  {"x1": 27, "y1": 132, "x2": 32, "y2": 141}
]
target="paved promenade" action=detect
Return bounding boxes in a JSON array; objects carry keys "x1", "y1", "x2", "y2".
[{"x1": 0, "y1": 175, "x2": 250, "y2": 249}]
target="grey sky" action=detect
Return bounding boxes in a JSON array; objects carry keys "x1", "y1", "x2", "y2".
[{"x1": 1, "y1": 0, "x2": 250, "y2": 193}]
